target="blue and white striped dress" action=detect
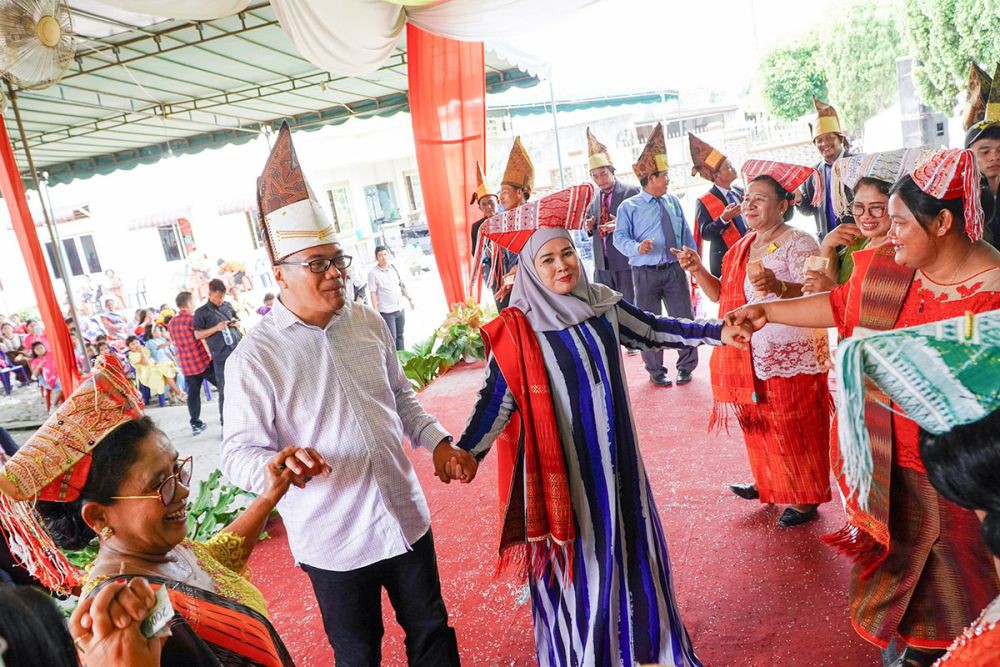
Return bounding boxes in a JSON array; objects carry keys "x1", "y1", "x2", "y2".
[{"x1": 456, "y1": 300, "x2": 721, "y2": 667}]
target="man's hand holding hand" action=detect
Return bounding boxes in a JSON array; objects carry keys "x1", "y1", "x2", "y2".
[{"x1": 433, "y1": 440, "x2": 477, "y2": 484}]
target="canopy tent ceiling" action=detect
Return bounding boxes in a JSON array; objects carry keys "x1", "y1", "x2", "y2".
[{"x1": 3, "y1": 1, "x2": 537, "y2": 186}]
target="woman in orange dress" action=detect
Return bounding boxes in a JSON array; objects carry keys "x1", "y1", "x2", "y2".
[{"x1": 730, "y1": 148, "x2": 1000, "y2": 666}]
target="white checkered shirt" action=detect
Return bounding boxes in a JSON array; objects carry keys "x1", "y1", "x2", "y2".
[{"x1": 221, "y1": 297, "x2": 450, "y2": 571}]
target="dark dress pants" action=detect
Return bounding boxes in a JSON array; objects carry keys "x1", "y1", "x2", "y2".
[
  {"x1": 593, "y1": 267, "x2": 635, "y2": 303},
  {"x1": 213, "y1": 356, "x2": 229, "y2": 424},
  {"x1": 632, "y1": 262, "x2": 698, "y2": 376},
  {"x1": 301, "y1": 530, "x2": 460, "y2": 667},
  {"x1": 183, "y1": 366, "x2": 218, "y2": 426},
  {"x1": 380, "y1": 310, "x2": 406, "y2": 351}
]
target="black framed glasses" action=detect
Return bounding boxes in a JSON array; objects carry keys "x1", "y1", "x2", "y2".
[
  {"x1": 112, "y1": 457, "x2": 193, "y2": 506},
  {"x1": 279, "y1": 255, "x2": 352, "y2": 274},
  {"x1": 850, "y1": 202, "x2": 887, "y2": 218}
]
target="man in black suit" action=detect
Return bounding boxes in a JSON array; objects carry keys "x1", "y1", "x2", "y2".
[
  {"x1": 689, "y1": 133, "x2": 747, "y2": 277},
  {"x1": 584, "y1": 128, "x2": 640, "y2": 302},
  {"x1": 796, "y1": 98, "x2": 855, "y2": 240}
]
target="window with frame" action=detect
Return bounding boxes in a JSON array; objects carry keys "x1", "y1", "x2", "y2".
[
  {"x1": 326, "y1": 185, "x2": 354, "y2": 234},
  {"x1": 364, "y1": 182, "x2": 400, "y2": 228},
  {"x1": 157, "y1": 223, "x2": 186, "y2": 262},
  {"x1": 44, "y1": 234, "x2": 103, "y2": 279},
  {"x1": 403, "y1": 171, "x2": 423, "y2": 212}
]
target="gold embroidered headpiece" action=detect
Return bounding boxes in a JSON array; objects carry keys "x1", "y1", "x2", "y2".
[
  {"x1": 257, "y1": 121, "x2": 338, "y2": 263},
  {"x1": 810, "y1": 98, "x2": 844, "y2": 140},
  {"x1": 632, "y1": 122, "x2": 668, "y2": 181},
  {"x1": 688, "y1": 132, "x2": 727, "y2": 180},
  {"x1": 501, "y1": 136, "x2": 535, "y2": 198},
  {"x1": 586, "y1": 127, "x2": 613, "y2": 170}
]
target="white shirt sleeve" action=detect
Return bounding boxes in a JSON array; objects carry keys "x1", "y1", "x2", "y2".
[{"x1": 220, "y1": 351, "x2": 279, "y2": 494}]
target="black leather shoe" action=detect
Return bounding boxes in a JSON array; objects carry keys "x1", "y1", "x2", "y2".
[
  {"x1": 649, "y1": 372, "x2": 672, "y2": 387},
  {"x1": 729, "y1": 483, "x2": 760, "y2": 500},
  {"x1": 777, "y1": 506, "x2": 818, "y2": 527},
  {"x1": 675, "y1": 370, "x2": 693, "y2": 385},
  {"x1": 626, "y1": 348, "x2": 639, "y2": 356}
]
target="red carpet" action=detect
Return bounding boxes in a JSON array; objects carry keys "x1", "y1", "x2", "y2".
[{"x1": 248, "y1": 352, "x2": 880, "y2": 665}]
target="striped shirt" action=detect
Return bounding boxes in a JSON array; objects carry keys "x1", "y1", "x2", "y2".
[{"x1": 220, "y1": 297, "x2": 450, "y2": 571}]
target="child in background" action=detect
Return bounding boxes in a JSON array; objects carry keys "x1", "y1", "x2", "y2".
[
  {"x1": 29, "y1": 341, "x2": 63, "y2": 408},
  {"x1": 127, "y1": 335, "x2": 185, "y2": 404}
]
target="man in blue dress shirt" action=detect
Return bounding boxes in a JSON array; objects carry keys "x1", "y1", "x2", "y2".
[{"x1": 614, "y1": 123, "x2": 698, "y2": 386}]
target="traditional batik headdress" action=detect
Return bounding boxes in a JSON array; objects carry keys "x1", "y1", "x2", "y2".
[
  {"x1": 688, "y1": 132, "x2": 727, "y2": 180},
  {"x1": 964, "y1": 63, "x2": 999, "y2": 147},
  {"x1": 257, "y1": 121, "x2": 338, "y2": 264},
  {"x1": 910, "y1": 148, "x2": 985, "y2": 241},
  {"x1": 501, "y1": 136, "x2": 535, "y2": 198},
  {"x1": 809, "y1": 97, "x2": 845, "y2": 140},
  {"x1": 830, "y1": 148, "x2": 934, "y2": 218},
  {"x1": 468, "y1": 184, "x2": 593, "y2": 298},
  {"x1": 632, "y1": 122, "x2": 667, "y2": 181},
  {"x1": 741, "y1": 158, "x2": 820, "y2": 207},
  {"x1": 586, "y1": 127, "x2": 613, "y2": 170},
  {"x1": 0, "y1": 354, "x2": 144, "y2": 593},
  {"x1": 469, "y1": 161, "x2": 496, "y2": 206},
  {"x1": 836, "y1": 311, "x2": 1000, "y2": 512}
]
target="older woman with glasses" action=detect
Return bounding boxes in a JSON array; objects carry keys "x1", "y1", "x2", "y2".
[{"x1": 0, "y1": 354, "x2": 329, "y2": 665}]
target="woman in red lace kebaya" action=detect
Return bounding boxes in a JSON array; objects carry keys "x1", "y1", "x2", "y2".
[
  {"x1": 728, "y1": 148, "x2": 1000, "y2": 666},
  {"x1": 678, "y1": 159, "x2": 832, "y2": 528}
]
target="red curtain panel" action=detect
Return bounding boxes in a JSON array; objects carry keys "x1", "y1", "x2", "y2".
[
  {"x1": 407, "y1": 24, "x2": 486, "y2": 306},
  {"x1": 0, "y1": 119, "x2": 81, "y2": 394}
]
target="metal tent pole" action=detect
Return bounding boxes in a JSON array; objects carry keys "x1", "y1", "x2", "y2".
[
  {"x1": 7, "y1": 80, "x2": 91, "y2": 372},
  {"x1": 548, "y1": 77, "x2": 565, "y2": 188}
]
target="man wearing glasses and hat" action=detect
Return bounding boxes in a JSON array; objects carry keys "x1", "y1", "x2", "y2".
[{"x1": 221, "y1": 123, "x2": 473, "y2": 666}]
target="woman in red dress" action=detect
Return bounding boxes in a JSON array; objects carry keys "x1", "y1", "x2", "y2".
[{"x1": 729, "y1": 148, "x2": 1000, "y2": 666}]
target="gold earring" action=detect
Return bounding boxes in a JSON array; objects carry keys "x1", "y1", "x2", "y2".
[{"x1": 99, "y1": 526, "x2": 114, "y2": 541}]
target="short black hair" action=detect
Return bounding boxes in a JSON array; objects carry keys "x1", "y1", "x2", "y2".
[
  {"x1": 208, "y1": 278, "x2": 227, "y2": 294},
  {"x1": 0, "y1": 586, "x2": 77, "y2": 667},
  {"x1": 125, "y1": 335, "x2": 139, "y2": 346},
  {"x1": 750, "y1": 175, "x2": 796, "y2": 222},
  {"x1": 175, "y1": 291, "x2": 193, "y2": 309},
  {"x1": 640, "y1": 171, "x2": 663, "y2": 189},
  {"x1": 37, "y1": 416, "x2": 159, "y2": 550},
  {"x1": 263, "y1": 293, "x2": 275, "y2": 302},
  {"x1": 889, "y1": 174, "x2": 965, "y2": 233},
  {"x1": 920, "y1": 408, "x2": 1000, "y2": 557},
  {"x1": 375, "y1": 246, "x2": 389, "y2": 257}
]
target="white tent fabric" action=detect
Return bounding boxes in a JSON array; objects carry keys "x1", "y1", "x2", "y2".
[{"x1": 91, "y1": 0, "x2": 598, "y2": 76}]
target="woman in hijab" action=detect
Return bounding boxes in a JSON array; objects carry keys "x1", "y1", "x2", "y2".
[{"x1": 450, "y1": 186, "x2": 747, "y2": 667}]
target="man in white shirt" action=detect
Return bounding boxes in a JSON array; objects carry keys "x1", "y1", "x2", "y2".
[
  {"x1": 367, "y1": 245, "x2": 412, "y2": 351},
  {"x1": 222, "y1": 123, "x2": 476, "y2": 666}
]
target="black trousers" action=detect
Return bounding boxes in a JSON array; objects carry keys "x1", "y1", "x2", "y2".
[
  {"x1": 213, "y1": 356, "x2": 229, "y2": 424},
  {"x1": 380, "y1": 310, "x2": 406, "y2": 351},
  {"x1": 633, "y1": 263, "x2": 698, "y2": 375},
  {"x1": 183, "y1": 366, "x2": 218, "y2": 426},
  {"x1": 301, "y1": 530, "x2": 459, "y2": 667}
]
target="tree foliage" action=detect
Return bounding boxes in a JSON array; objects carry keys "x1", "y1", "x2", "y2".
[
  {"x1": 901, "y1": 0, "x2": 1000, "y2": 113},
  {"x1": 821, "y1": 1, "x2": 907, "y2": 130},
  {"x1": 757, "y1": 37, "x2": 828, "y2": 121}
]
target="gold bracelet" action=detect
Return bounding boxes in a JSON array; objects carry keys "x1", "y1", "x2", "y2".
[{"x1": 779, "y1": 280, "x2": 788, "y2": 296}]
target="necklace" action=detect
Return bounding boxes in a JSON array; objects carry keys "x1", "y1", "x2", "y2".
[
  {"x1": 917, "y1": 245, "x2": 975, "y2": 313},
  {"x1": 751, "y1": 225, "x2": 791, "y2": 255}
]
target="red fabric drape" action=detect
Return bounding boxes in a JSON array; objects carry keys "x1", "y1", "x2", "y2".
[
  {"x1": 0, "y1": 119, "x2": 81, "y2": 394},
  {"x1": 407, "y1": 24, "x2": 485, "y2": 306}
]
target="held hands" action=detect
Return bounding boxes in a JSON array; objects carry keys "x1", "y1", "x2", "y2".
[
  {"x1": 724, "y1": 305, "x2": 769, "y2": 334},
  {"x1": 669, "y1": 246, "x2": 703, "y2": 274},
  {"x1": 69, "y1": 577, "x2": 163, "y2": 667},
  {"x1": 720, "y1": 323, "x2": 753, "y2": 350},
  {"x1": 801, "y1": 269, "x2": 837, "y2": 295},
  {"x1": 638, "y1": 238, "x2": 655, "y2": 255},
  {"x1": 263, "y1": 446, "x2": 331, "y2": 503},
  {"x1": 433, "y1": 440, "x2": 478, "y2": 484}
]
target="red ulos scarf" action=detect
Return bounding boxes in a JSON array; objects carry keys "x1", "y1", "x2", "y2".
[
  {"x1": 708, "y1": 232, "x2": 763, "y2": 432},
  {"x1": 480, "y1": 308, "x2": 575, "y2": 583}
]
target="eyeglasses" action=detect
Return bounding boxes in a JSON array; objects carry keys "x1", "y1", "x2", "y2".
[
  {"x1": 850, "y1": 203, "x2": 887, "y2": 218},
  {"x1": 112, "y1": 457, "x2": 193, "y2": 506},
  {"x1": 278, "y1": 255, "x2": 352, "y2": 274}
]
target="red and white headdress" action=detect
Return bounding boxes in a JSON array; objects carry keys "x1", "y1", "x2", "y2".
[
  {"x1": 910, "y1": 148, "x2": 985, "y2": 241},
  {"x1": 741, "y1": 159, "x2": 820, "y2": 207}
]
